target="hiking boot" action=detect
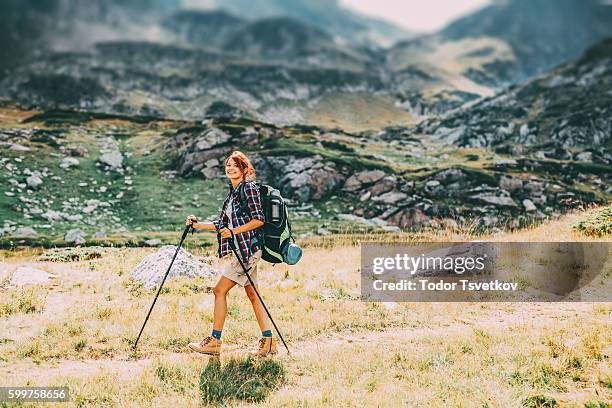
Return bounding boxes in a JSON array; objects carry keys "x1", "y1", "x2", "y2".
[
  {"x1": 188, "y1": 336, "x2": 222, "y2": 355},
  {"x1": 251, "y1": 337, "x2": 278, "y2": 357}
]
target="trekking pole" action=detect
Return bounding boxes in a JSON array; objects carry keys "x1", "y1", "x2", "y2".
[
  {"x1": 133, "y1": 224, "x2": 192, "y2": 349},
  {"x1": 221, "y1": 227, "x2": 290, "y2": 355}
]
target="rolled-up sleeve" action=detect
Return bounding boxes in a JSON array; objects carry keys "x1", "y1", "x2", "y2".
[{"x1": 244, "y1": 183, "x2": 265, "y2": 222}]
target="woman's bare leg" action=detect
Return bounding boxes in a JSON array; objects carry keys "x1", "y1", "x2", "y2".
[
  {"x1": 212, "y1": 276, "x2": 237, "y2": 331},
  {"x1": 245, "y1": 284, "x2": 271, "y2": 332}
]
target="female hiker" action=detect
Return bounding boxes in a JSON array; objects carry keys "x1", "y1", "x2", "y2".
[{"x1": 185, "y1": 150, "x2": 277, "y2": 357}]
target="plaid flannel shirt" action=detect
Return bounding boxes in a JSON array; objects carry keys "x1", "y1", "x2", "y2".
[{"x1": 213, "y1": 181, "x2": 264, "y2": 262}]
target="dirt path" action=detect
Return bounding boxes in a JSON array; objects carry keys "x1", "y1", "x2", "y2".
[{"x1": 2, "y1": 303, "x2": 598, "y2": 382}]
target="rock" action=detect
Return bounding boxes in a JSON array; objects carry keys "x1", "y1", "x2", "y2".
[
  {"x1": 522, "y1": 199, "x2": 537, "y2": 212},
  {"x1": 193, "y1": 128, "x2": 231, "y2": 151},
  {"x1": 130, "y1": 245, "x2": 216, "y2": 289},
  {"x1": 13, "y1": 227, "x2": 38, "y2": 238},
  {"x1": 274, "y1": 156, "x2": 344, "y2": 201},
  {"x1": 425, "y1": 180, "x2": 441, "y2": 193},
  {"x1": 342, "y1": 175, "x2": 362, "y2": 192},
  {"x1": 387, "y1": 208, "x2": 430, "y2": 228},
  {"x1": 499, "y1": 176, "x2": 523, "y2": 192},
  {"x1": 82, "y1": 200, "x2": 100, "y2": 214},
  {"x1": 369, "y1": 176, "x2": 396, "y2": 196},
  {"x1": 59, "y1": 157, "x2": 79, "y2": 169},
  {"x1": 10, "y1": 143, "x2": 31, "y2": 152},
  {"x1": 26, "y1": 175, "x2": 43, "y2": 189},
  {"x1": 342, "y1": 170, "x2": 385, "y2": 192},
  {"x1": 42, "y1": 210, "x2": 66, "y2": 221},
  {"x1": 519, "y1": 124, "x2": 531, "y2": 138},
  {"x1": 144, "y1": 238, "x2": 162, "y2": 247},
  {"x1": 201, "y1": 167, "x2": 220, "y2": 179},
  {"x1": 99, "y1": 151, "x2": 123, "y2": 169},
  {"x1": 64, "y1": 228, "x2": 87, "y2": 245},
  {"x1": 435, "y1": 168, "x2": 464, "y2": 183},
  {"x1": 359, "y1": 191, "x2": 371, "y2": 202},
  {"x1": 575, "y1": 151, "x2": 592, "y2": 162},
  {"x1": 355, "y1": 170, "x2": 385, "y2": 184},
  {"x1": 490, "y1": 159, "x2": 518, "y2": 169},
  {"x1": 93, "y1": 231, "x2": 107, "y2": 238},
  {"x1": 66, "y1": 145, "x2": 88, "y2": 157},
  {"x1": 9, "y1": 266, "x2": 57, "y2": 286},
  {"x1": 524, "y1": 181, "x2": 545, "y2": 194},
  {"x1": 372, "y1": 191, "x2": 408, "y2": 204},
  {"x1": 472, "y1": 194, "x2": 518, "y2": 208}
]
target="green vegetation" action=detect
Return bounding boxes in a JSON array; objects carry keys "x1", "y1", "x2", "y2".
[
  {"x1": 521, "y1": 395, "x2": 558, "y2": 407},
  {"x1": 0, "y1": 288, "x2": 46, "y2": 317},
  {"x1": 573, "y1": 206, "x2": 612, "y2": 237},
  {"x1": 38, "y1": 246, "x2": 105, "y2": 262},
  {"x1": 199, "y1": 357, "x2": 287, "y2": 405}
]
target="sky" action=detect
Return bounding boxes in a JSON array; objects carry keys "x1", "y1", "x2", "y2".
[{"x1": 340, "y1": 0, "x2": 491, "y2": 32}]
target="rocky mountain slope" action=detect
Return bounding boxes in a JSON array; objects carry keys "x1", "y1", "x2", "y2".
[
  {"x1": 413, "y1": 39, "x2": 612, "y2": 163},
  {"x1": 1, "y1": 70, "x2": 610, "y2": 247},
  {"x1": 441, "y1": 0, "x2": 612, "y2": 81},
  {"x1": 207, "y1": 0, "x2": 413, "y2": 47},
  {"x1": 4, "y1": 1, "x2": 611, "y2": 128}
]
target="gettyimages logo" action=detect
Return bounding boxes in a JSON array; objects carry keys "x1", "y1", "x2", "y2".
[
  {"x1": 361, "y1": 242, "x2": 611, "y2": 302},
  {"x1": 372, "y1": 253, "x2": 487, "y2": 275}
]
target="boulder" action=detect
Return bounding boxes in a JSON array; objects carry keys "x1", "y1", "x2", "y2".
[
  {"x1": 387, "y1": 208, "x2": 431, "y2": 228},
  {"x1": 522, "y1": 199, "x2": 537, "y2": 212},
  {"x1": 575, "y1": 152, "x2": 592, "y2": 162},
  {"x1": 193, "y1": 128, "x2": 231, "y2": 151},
  {"x1": 66, "y1": 145, "x2": 88, "y2": 157},
  {"x1": 59, "y1": 157, "x2": 79, "y2": 169},
  {"x1": 342, "y1": 175, "x2": 362, "y2": 192},
  {"x1": 372, "y1": 191, "x2": 408, "y2": 205},
  {"x1": 276, "y1": 156, "x2": 344, "y2": 201},
  {"x1": 435, "y1": 168, "x2": 464, "y2": 183},
  {"x1": 130, "y1": 245, "x2": 216, "y2": 289},
  {"x1": 369, "y1": 176, "x2": 396, "y2": 196},
  {"x1": 93, "y1": 230, "x2": 107, "y2": 238},
  {"x1": 144, "y1": 238, "x2": 162, "y2": 247},
  {"x1": 472, "y1": 194, "x2": 518, "y2": 208},
  {"x1": 499, "y1": 176, "x2": 523, "y2": 192},
  {"x1": 359, "y1": 191, "x2": 371, "y2": 202},
  {"x1": 355, "y1": 170, "x2": 385, "y2": 184},
  {"x1": 64, "y1": 228, "x2": 87, "y2": 245},
  {"x1": 42, "y1": 210, "x2": 66, "y2": 221},
  {"x1": 524, "y1": 181, "x2": 545, "y2": 194},
  {"x1": 98, "y1": 151, "x2": 123, "y2": 169},
  {"x1": 26, "y1": 175, "x2": 43, "y2": 189},
  {"x1": 10, "y1": 266, "x2": 57, "y2": 286},
  {"x1": 10, "y1": 143, "x2": 31, "y2": 152},
  {"x1": 342, "y1": 170, "x2": 385, "y2": 192},
  {"x1": 13, "y1": 227, "x2": 38, "y2": 238}
]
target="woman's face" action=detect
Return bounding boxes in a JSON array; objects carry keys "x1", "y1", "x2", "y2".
[{"x1": 225, "y1": 158, "x2": 243, "y2": 181}]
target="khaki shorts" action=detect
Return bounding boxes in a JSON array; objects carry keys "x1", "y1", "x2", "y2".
[{"x1": 221, "y1": 250, "x2": 262, "y2": 287}]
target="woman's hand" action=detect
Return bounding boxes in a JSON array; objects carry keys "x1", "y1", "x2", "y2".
[
  {"x1": 219, "y1": 227, "x2": 233, "y2": 238},
  {"x1": 186, "y1": 214, "x2": 198, "y2": 226}
]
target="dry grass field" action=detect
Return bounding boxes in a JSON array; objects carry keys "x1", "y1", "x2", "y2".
[{"x1": 0, "y1": 208, "x2": 610, "y2": 407}]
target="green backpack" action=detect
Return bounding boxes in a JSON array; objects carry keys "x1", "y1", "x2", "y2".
[{"x1": 237, "y1": 182, "x2": 302, "y2": 265}]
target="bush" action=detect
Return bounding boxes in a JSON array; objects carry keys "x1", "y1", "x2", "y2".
[
  {"x1": 0, "y1": 288, "x2": 46, "y2": 317},
  {"x1": 199, "y1": 356, "x2": 286, "y2": 405},
  {"x1": 522, "y1": 395, "x2": 558, "y2": 407},
  {"x1": 38, "y1": 247, "x2": 104, "y2": 262},
  {"x1": 573, "y1": 206, "x2": 612, "y2": 237}
]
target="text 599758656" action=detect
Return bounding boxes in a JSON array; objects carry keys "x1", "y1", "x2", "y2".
[{"x1": 0, "y1": 387, "x2": 69, "y2": 402}]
